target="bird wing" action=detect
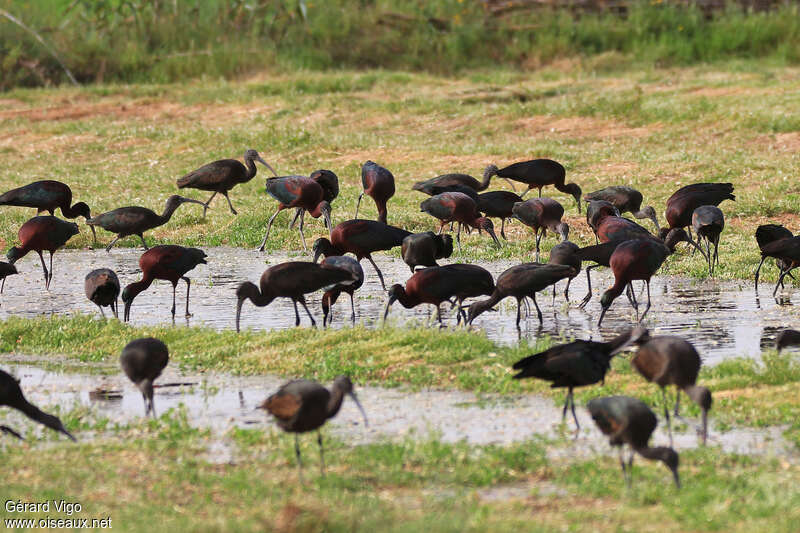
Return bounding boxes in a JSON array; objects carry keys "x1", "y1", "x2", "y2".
[
  {"x1": 177, "y1": 160, "x2": 240, "y2": 188},
  {"x1": 261, "y1": 392, "x2": 301, "y2": 421},
  {"x1": 89, "y1": 207, "x2": 154, "y2": 233},
  {"x1": 338, "y1": 220, "x2": 411, "y2": 252},
  {"x1": 756, "y1": 224, "x2": 793, "y2": 250},
  {"x1": 543, "y1": 347, "x2": 609, "y2": 385},
  {"x1": 265, "y1": 176, "x2": 309, "y2": 206}
]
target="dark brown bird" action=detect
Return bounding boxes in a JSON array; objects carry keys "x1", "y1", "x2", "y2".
[
  {"x1": 259, "y1": 375, "x2": 368, "y2": 477},
  {"x1": 663, "y1": 183, "x2": 734, "y2": 236},
  {"x1": 87, "y1": 195, "x2": 204, "y2": 252},
  {"x1": 236, "y1": 261, "x2": 357, "y2": 331},
  {"x1": 754, "y1": 224, "x2": 795, "y2": 291},
  {"x1": 289, "y1": 169, "x2": 340, "y2": 229},
  {"x1": 477, "y1": 190, "x2": 524, "y2": 240},
  {"x1": 0, "y1": 262, "x2": 18, "y2": 295},
  {"x1": 0, "y1": 180, "x2": 95, "y2": 242},
  {"x1": 584, "y1": 186, "x2": 659, "y2": 231},
  {"x1": 120, "y1": 337, "x2": 169, "y2": 418},
  {"x1": 6, "y1": 216, "x2": 79, "y2": 290},
  {"x1": 412, "y1": 173, "x2": 494, "y2": 194},
  {"x1": 585, "y1": 200, "x2": 620, "y2": 243},
  {"x1": 85, "y1": 268, "x2": 120, "y2": 318},
  {"x1": 356, "y1": 161, "x2": 395, "y2": 224},
  {"x1": 512, "y1": 198, "x2": 569, "y2": 262},
  {"x1": 420, "y1": 192, "x2": 500, "y2": 253},
  {"x1": 176, "y1": 149, "x2": 276, "y2": 217},
  {"x1": 121, "y1": 245, "x2": 208, "y2": 322},
  {"x1": 320, "y1": 255, "x2": 365, "y2": 327},
  {"x1": 588, "y1": 395, "x2": 681, "y2": 488},
  {"x1": 467, "y1": 263, "x2": 576, "y2": 327},
  {"x1": 754, "y1": 235, "x2": 800, "y2": 295},
  {"x1": 631, "y1": 332, "x2": 712, "y2": 446},
  {"x1": 401, "y1": 232, "x2": 453, "y2": 273},
  {"x1": 692, "y1": 205, "x2": 725, "y2": 276},
  {"x1": 484, "y1": 159, "x2": 582, "y2": 212},
  {"x1": 512, "y1": 327, "x2": 645, "y2": 429},
  {"x1": 260, "y1": 176, "x2": 333, "y2": 252},
  {"x1": 548, "y1": 241, "x2": 581, "y2": 303},
  {"x1": 0, "y1": 368, "x2": 75, "y2": 441},
  {"x1": 777, "y1": 329, "x2": 800, "y2": 353}
]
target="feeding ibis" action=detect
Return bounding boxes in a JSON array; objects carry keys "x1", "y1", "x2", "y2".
[
  {"x1": 548, "y1": 241, "x2": 581, "y2": 303},
  {"x1": 384, "y1": 264, "x2": 494, "y2": 325},
  {"x1": 6, "y1": 216, "x2": 78, "y2": 290},
  {"x1": 692, "y1": 205, "x2": 725, "y2": 276},
  {"x1": 412, "y1": 172, "x2": 494, "y2": 194},
  {"x1": 289, "y1": 169, "x2": 340, "y2": 229},
  {"x1": 121, "y1": 245, "x2": 207, "y2": 322},
  {"x1": 754, "y1": 235, "x2": 800, "y2": 295},
  {"x1": 176, "y1": 149, "x2": 276, "y2": 216},
  {"x1": 0, "y1": 180, "x2": 95, "y2": 242},
  {"x1": 420, "y1": 192, "x2": 500, "y2": 253},
  {"x1": 512, "y1": 198, "x2": 569, "y2": 262},
  {"x1": 476, "y1": 190, "x2": 524, "y2": 240},
  {"x1": 585, "y1": 200, "x2": 620, "y2": 243},
  {"x1": 87, "y1": 195, "x2": 204, "y2": 252},
  {"x1": 588, "y1": 395, "x2": 681, "y2": 488},
  {"x1": 0, "y1": 368, "x2": 75, "y2": 441},
  {"x1": 236, "y1": 261, "x2": 357, "y2": 331},
  {"x1": 754, "y1": 224, "x2": 795, "y2": 291},
  {"x1": 663, "y1": 183, "x2": 734, "y2": 236},
  {"x1": 584, "y1": 186, "x2": 659, "y2": 231},
  {"x1": 259, "y1": 175, "x2": 333, "y2": 252},
  {"x1": 85, "y1": 268, "x2": 120, "y2": 318},
  {"x1": 512, "y1": 327, "x2": 645, "y2": 429},
  {"x1": 467, "y1": 263, "x2": 576, "y2": 327},
  {"x1": 120, "y1": 337, "x2": 169, "y2": 418},
  {"x1": 484, "y1": 159, "x2": 582, "y2": 212},
  {"x1": 777, "y1": 329, "x2": 800, "y2": 353},
  {"x1": 320, "y1": 255, "x2": 365, "y2": 327},
  {"x1": 630, "y1": 332, "x2": 712, "y2": 446},
  {"x1": 356, "y1": 160, "x2": 395, "y2": 224},
  {"x1": 0, "y1": 262, "x2": 18, "y2": 295},
  {"x1": 312, "y1": 219, "x2": 411, "y2": 290},
  {"x1": 401, "y1": 232, "x2": 453, "y2": 273},
  {"x1": 260, "y1": 375, "x2": 368, "y2": 478}
]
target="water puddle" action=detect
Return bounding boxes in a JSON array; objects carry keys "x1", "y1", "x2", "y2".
[{"x1": 0, "y1": 247, "x2": 795, "y2": 365}]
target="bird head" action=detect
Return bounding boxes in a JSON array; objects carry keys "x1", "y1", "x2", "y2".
[
  {"x1": 438, "y1": 234, "x2": 454, "y2": 259},
  {"x1": 71, "y1": 201, "x2": 91, "y2": 220},
  {"x1": 245, "y1": 149, "x2": 277, "y2": 176},
  {"x1": 171, "y1": 195, "x2": 206, "y2": 210},
  {"x1": 776, "y1": 329, "x2": 800, "y2": 353},
  {"x1": 318, "y1": 201, "x2": 333, "y2": 238},
  {"x1": 312, "y1": 238, "x2": 336, "y2": 263},
  {"x1": 121, "y1": 285, "x2": 136, "y2": 322},
  {"x1": 597, "y1": 289, "x2": 616, "y2": 326},
  {"x1": 556, "y1": 222, "x2": 570, "y2": 242},
  {"x1": 475, "y1": 217, "x2": 501, "y2": 248},
  {"x1": 563, "y1": 183, "x2": 583, "y2": 213},
  {"x1": 628, "y1": 325, "x2": 651, "y2": 346},
  {"x1": 483, "y1": 164, "x2": 499, "y2": 181},
  {"x1": 6, "y1": 247, "x2": 23, "y2": 265},
  {"x1": 334, "y1": 375, "x2": 369, "y2": 427},
  {"x1": 663, "y1": 228, "x2": 706, "y2": 258},
  {"x1": 641, "y1": 205, "x2": 660, "y2": 230},
  {"x1": 383, "y1": 284, "x2": 404, "y2": 320},
  {"x1": 235, "y1": 281, "x2": 263, "y2": 333},
  {"x1": 661, "y1": 448, "x2": 680, "y2": 488}
]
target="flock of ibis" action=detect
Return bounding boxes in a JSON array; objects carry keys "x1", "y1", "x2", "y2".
[{"x1": 1, "y1": 150, "x2": 798, "y2": 488}]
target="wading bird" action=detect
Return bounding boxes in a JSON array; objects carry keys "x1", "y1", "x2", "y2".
[
  {"x1": 260, "y1": 176, "x2": 333, "y2": 252},
  {"x1": 6, "y1": 216, "x2": 78, "y2": 290},
  {"x1": 122, "y1": 245, "x2": 207, "y2": 322},
  {"x1": 320, "y1": 255, "x2": 364, "y2": 327},
  {"x1": 312, "y1": 220, "x2": 411, "y2": 290},
  {"x1": 176, "y1": 149, "x2": 276, "y2": 217},
  {"x1": 259, "y1": 375, "x2": 368, "y2": 478},
  {"x1": 236, "y1": 261, "x2": 356, "y2": 331},
  {"x1": 512, "y1": 198, "x2": 569, "y2": 262},
  {"x1": 630, "y1": 332, "x2": 712, "y2": 445},
  {"x1": 0, "y1": 180, "x2": 95, "y2": 242},
  {"x1": 87, "y1": 195, "x2": 204, "y2": 252},
  {"x1": 585, "y1": 200, "x2": 620, "y2": 243},
  {"x1": 420, "y1": 192, "x2": 500, "y2": 253},
  {"x1": 120, "y1": 337, "x2": 169, "y2": 418},
  {"x1": 401, "y1": 232, "x2": 453, "y2": 273},
  {"x1": 477, "y1": 190, "x2": 524, "y2": 240},
  {"x1": 588, "y1": 395, "x2": 681, "y2": 488},
  {"x1": 289, "y1": 169, "x2": 340, "y2": 229},
  {"x1": 512, "y1": 327, "x2": 645, "y2": 430},
  {"x1": 548, "y1": 241, "x2": 581, "y2": 303},
  {"x1": 692, "y1": 205, "x2": 725, "y2": 276},
  {"x1": 0, "y1": 262, "x2": 18, "y2": 295},
  {"x1": 662, "y1": 182, "x2": 734, "y2": 236},
  {"x1": 0, "y1": 369, "x2": 76, "y2": 441},
  {"x1": 356, "y1": 161, "x2": 395, "y2": 224},
  {"x1": 467, "y1": 264, "x2": 576, "y2": 328},
  {"x1": 484, "y1": 159, "x2": 582, "y2": 212},
  {"x1": 584, "y1": 186, "x2": 659, "y2": 231},
  {"x1": 412, "y1": 172, "x2": 494, "y2": 194},
  {"x1": 754, "y1": 235, "x2": 800, "y2": 295},
  {"x1": 85, "y1": 268, "x2": 120, "y2": 318},
  {"x1": 754, "y1": 224, "x2": 795, "y2": 291}
]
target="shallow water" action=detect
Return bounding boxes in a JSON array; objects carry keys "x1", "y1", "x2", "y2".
[
  {"x1": 1, "y1": 361, "x2": 792, "y2": 459},
  {"x1": 0, "y1": 247, "x2": 795, "y2": 364}
]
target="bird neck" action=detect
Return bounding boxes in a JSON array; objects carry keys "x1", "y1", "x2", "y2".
[
  {"x1": 247, "y1": 284, "x2": 274, "y2": 307},
  {"x1": 607, "y1": 280, "x2": 627, "y2": 300},
  {"x1": 377, "y1": 205, "x2": 388, "y2": 224},
  {"x1": 15, "y1": 396, "x2": 46, "y2": 424},
  {"x1": 635, "y1": 445, "x2": 676, "y2": 470},
  {"x1": 392, "y1": 287, "x2": 419, "y2": 309},
  {"x1": 684, "y1": 385, "x2": 712, "y2": 410},
  {"x1": 326, "y1": 387, "x2": 347, "y2": 419},
  {"x1": 61, "y1": 202, "x2": 82, "y2": 219},
  {"x1": 606, "y1": 329, "x2": 636, "y2": 356},
  {"x1": 479, "y1": 172, "x2": 492, "y2": 191},
  {"x1": 471, "y1": 292, "x2": 502, "y2": 319},
  {"x1": 126, "y1": 278, "x2": 154, "y2": 301},
  {"x1": 244, "y1": 156, "x2": 258, "y2": 180},
  {"x1": 159, "y1": 200, "x2": 182, "y2": 223}
]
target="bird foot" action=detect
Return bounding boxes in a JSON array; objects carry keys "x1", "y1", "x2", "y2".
[{"x1": 185, "y1": 312, "x2": 193, "y2": 318}]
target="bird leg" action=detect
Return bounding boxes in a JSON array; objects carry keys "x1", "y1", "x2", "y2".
[
  {"x1": 456, "y1": 223, "x2": 462, "y2": 255},
  {"x1": 579, "y1": 265, "x2": 599, "y2": 309},
  {"x1": 350, "y1": 293, "x2": 356, "y2": 324},
  {"x1": 37, "y1": 252, "x2": 48, "y2": 291},
  {"x1": 171, "y1": 284, "x2": 177, "y2": 322},
  {"x1": 298, "y1": 295, "x2": 316, "y2": 327},
  {"x1": 318, "y1": 431, "x2": 326, "y2": 476},
  {"x1": 297, "y1": 209, "x2": 308, "y2": 252},
  {"x1": 662, "y1": 387, "x2": 674, "y2": 447},
  {"x1": 754, "y1": 256, "x2": 767, "y2": 291},
  {"x1": 618, "y1": 448, "x2": 628, "y2": 483},
  {"x1": 537, "y1": 187, "x2": 542, "y2": 198},
  {"x1": 1, "y1": 277, "x2": 5, "y2": 294},
  {"x1": 354, "y1": 192, "x2": 364, "y2": 220},
  {"x1": 292, "y1": 300, "x2": 301, "y2": 327},
  {"x1": 531, "y1": 292, "x2": 543, "y2": 324},
  {"x1": 773, "y1": 268, "x2": 794, "y2": 297},
  {"x1": 97, "y1": 304, "x2": 106, "y2": 319},
  {"x1": 534, "y1": 228, "x2": 542, "y2": 262},
  {"x1": 435, "y1": 304, "x2": 443, "y2": 327},
  {"x1": 104, "y1": 235, "x2": 121, "y2": 253},
  {"x1": 515, "y1": 297, "x2": 522, "y2": 329},
  {"x1": 295, "y1": 434, "x2": 304, "y2": 482},
  {"x1": 674, "y1": 389, "x2": 681, "y2": 417},
  {"x1": 138, "y1": 233, "x2": 149, "y2": 250},
  {"x1": 638, "y1": 280, "x2": 652, "y2": 322},
  {"x1": 183, "y1": 276, "x2": 192, "y2": 317},
  {"x1": 113, "y1": 298, "x2": 119, "y2": 319},
  {"x1": 289, "y1": 207, "x2": 302, "y2": 229},
  {"x1": 564, "y1": 277, "x2": 571, "y2": 303},
  {"x1": 47, "y1": 251, "x2": 54, "y2": 289},
  {"x1": 202, "y1": 191, "x2": 218, "y2": 218},
  {"x1": 258, "y1": 207, "x2": 284, "y2": 251},
  {"x1": 500, "y1": 218, "x2": 507, "y2": 240},
  {"x1": 0, "y1": 425, "x2": 24, "y2": 440},
  {"x1": 569, "y1": 389, "x2": 580, "y2": 431},
  {"x1": 222, "y1": 191, "x2": 237, "y2": 215},
  {"x1": 366, "y1": 256, "x2": 386, "y2": 291}
]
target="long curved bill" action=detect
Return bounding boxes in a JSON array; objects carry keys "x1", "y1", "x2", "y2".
[
  {"x1": 256, "y1": 156, "x2": 278, "y2": 177},
  {"x1": 382, "y1": 295, "x2": 396, "y2": 322},
  {"x1": 323, "y1": 210, "x2": 333, "y2": 239},
  {"x1": 348, "y1": 392, "x2": 369, "y2": 427},
  {"x1": 487, "y1": 227, "x2": 501, "y2": 248},
  {"x1": 235, "y1": 297, "x2": 245, "y2": 333}
]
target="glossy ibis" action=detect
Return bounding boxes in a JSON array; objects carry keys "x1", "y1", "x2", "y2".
[
  {"x1": 0, "y1": 368, "x2": 75, "y2": 441},
  {"x1": 777, "y1": 329, "x2": 800, "y2": 353},
  {"x1": 663, "y1": 183, "x2": 734, "y2": 236},
  {"x1": 320, "y1": 256, "x2": 364, "y2": 327},
  {"x1": 412, "y1": 173, "x2": 494, "y2": 194},
  {"x1": 236, "y1": 261, "x2": 357, "y2": 331},
  {"x1": 401, "y1": 232, "x2": 453, "y2": 273},
  {"x1": 477, "y1": 190, "x2": 524, "y2": 240},
  {"x1": 259, "y1": 375, "x2": 368, "y2": 478},
  {"x1": 312, "y1": 219, "x2": 411, "y2": 290},
  {"x1": 548, "y1": 241, "x2": 581, "y2": 303},
  {"x1": 596, "y1": 215, "x2": 654, "y2": 244},
  {"x1": 586, "y1": 200, "x2": 620, "y2": 243},
  {"x1": 384, "y1": 264, "x2": 494, "y2": 325},
  {"x1": 484, "y1": 159, "x2": 582, "y2": 212},
  {"x1": 754, "y1": 235, "x2": 800, "y2": 295},
  {"x1": 85, "y1": 268, "x2": 120, "y2": 318},
  {"x1": 122, "y1": 245, "x2": 207, "y2": 322},
  {"x1": 512, "y1": 198, "x2": 569, "y2": 262},
  {"x1": 420, "y1": 192, "x2": 500, "y2": 253},
  {"x1": 631, "y1": 332, "x2": 712, "y2": 446},
  {"x1": 87, "y1": 195, "x2": 204, "y2": 252},
  {"x1": 176, "y1": 149, "x2": 276, "y2": 217},
  {"x1": 6, "y1": 216, "x2": 78, "y2": 290},
  {"x1": 755, "y1": 224, "x2": 795, "y2": 290},
  {"x1": 356, "y1": 160, "x2": 395, "y2": 224},
  {"x1": 0, "y1": 180, "x2": 95, "y2": 242},
  {"x1": 584, "y1": 186, "x2": 659, "y2": 231},
  {"x1": 692, "y1": 205, "x2": 724, "y2": 275},
  {"x1": 120, "y1": 337, "x2": 169, "y2": 418},
  {"x1": 467, "y1": 263, "x2": 576, "y2": 327},
  {"x1": 598, "y1": 239, "x2": 671, "y2": 326},
  {"x1": 512, "y1": 327, "x2": 645, "y2": 429},
  {"x1": 259, "y1": 176, "x2": 333, "y2": 252},
  {"x1": 290, "y1": 169, "x2": 340, "y2": 229},
  {"x1": 0, "y1": 262, "x2": 18, "y2": 295},
  {"x1": 588, "y1": 395, "x2": 680, "y2": 488}
]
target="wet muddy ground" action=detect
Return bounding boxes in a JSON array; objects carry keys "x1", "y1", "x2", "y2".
[
  {"x1": 0, "y1": 360, "x2": 793, "y2": 461},
  {"x1": 0, "y1": 246, "x2": 796, "y2": 365}
]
